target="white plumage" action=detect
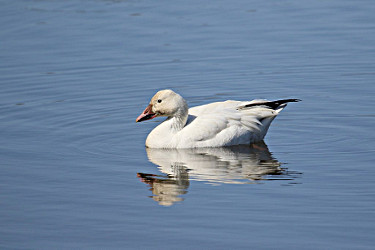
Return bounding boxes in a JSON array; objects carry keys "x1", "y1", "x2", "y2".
[{"x1": 136, "y1": 89, "x2": 299, "y2": 148}]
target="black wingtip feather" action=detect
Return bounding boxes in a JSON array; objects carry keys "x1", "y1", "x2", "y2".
[{"x1": 239, "y1": 99, "x2": 301, "y2": 110}]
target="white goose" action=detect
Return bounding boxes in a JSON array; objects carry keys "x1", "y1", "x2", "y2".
[{"x1": 136, "y1": 89, "x2": 299, "y2": 148}]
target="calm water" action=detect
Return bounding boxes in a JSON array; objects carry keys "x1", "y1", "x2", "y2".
[{"x1": 1, "y1": 0, "x2": 375, "y2": 249}]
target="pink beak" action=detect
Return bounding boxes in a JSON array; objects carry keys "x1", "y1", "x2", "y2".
[{"x1": 136, "y1": 104, "x2": 157, "y2": 122}]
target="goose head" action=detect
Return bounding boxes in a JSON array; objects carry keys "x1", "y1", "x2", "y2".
[{"x1": 136, "y1": 89, "x2": 188, "y2": 122}]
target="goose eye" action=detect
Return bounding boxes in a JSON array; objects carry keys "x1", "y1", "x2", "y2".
[{"x1": 157, "y1": 99, "x2": 162, "y2": 103}]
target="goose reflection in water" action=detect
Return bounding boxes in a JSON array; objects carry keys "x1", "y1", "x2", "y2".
[{"x1": 137, "y1": 141, "x2": 300, "y2": 206}]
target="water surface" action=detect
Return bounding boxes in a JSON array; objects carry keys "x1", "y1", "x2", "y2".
[{"x1": 1, "y1": 0, "x2": 375, "y2": 249}]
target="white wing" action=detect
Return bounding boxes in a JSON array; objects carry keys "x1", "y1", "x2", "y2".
[{"x1": 178, "y1": 100, "x2": 278, "y2": 147}]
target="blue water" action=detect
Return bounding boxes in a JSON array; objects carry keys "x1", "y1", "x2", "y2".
[{"x1": 1, "y1": 0, "x2": 375, "y2": 249}]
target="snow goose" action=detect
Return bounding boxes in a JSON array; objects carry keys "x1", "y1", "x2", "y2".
[{"x1": 136, "y1": 89, "x2": 299, "y2": 148}]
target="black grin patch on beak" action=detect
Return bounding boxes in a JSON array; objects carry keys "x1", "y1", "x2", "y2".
[{"x1": 137, "y1": 113, "x2": 155, "y2": 122}]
